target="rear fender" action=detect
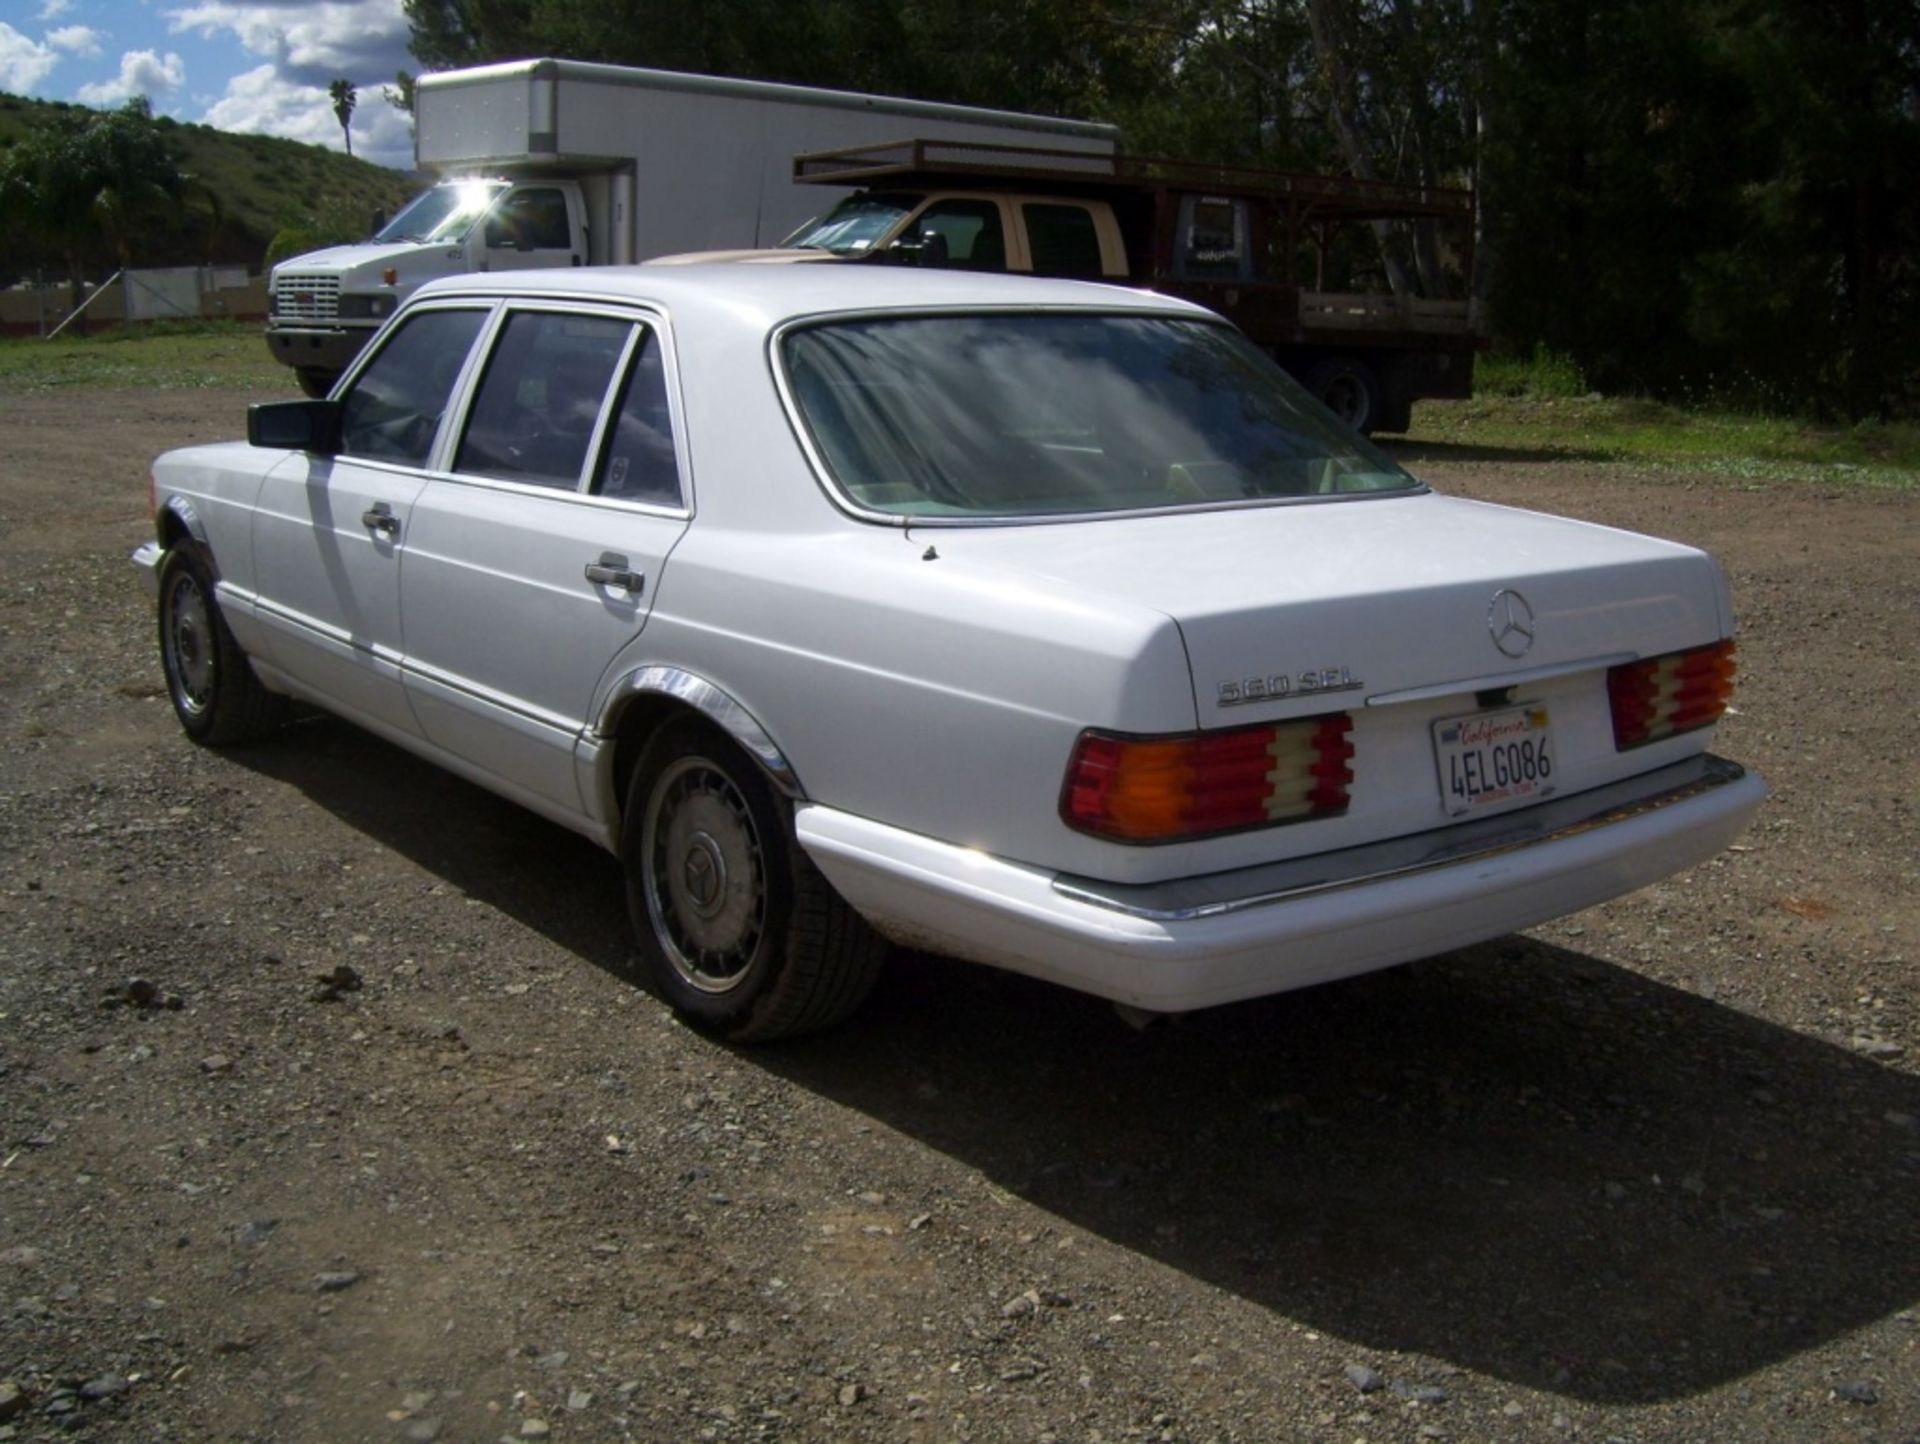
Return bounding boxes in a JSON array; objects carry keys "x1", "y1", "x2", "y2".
[{"x1": 585, "y1": 666, "x2": 802, "y2": 839}]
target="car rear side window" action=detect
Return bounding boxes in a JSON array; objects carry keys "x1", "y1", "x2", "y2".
[
  {"x1": 455, "y1": 311, "x2": 631, "y2": 490},
  {"x1": 339, "y1": 308, "x2": 487, "y2": 465},
  {"x1": 591, "y1": 330, "x2": 682, "y2": 507}
]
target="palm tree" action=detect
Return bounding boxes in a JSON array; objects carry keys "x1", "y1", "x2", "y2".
[{"x1": 329, "y1": 79, "x2": 357, "y2": 157}]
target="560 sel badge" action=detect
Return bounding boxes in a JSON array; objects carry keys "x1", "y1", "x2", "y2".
[{"x1": 1217, "y1": 666, "x2": 1363, "y2": 706}]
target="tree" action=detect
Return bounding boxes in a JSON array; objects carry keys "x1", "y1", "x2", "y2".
[
  {"x1": 329, "y1": 79, "x2": 358, "y2": 156},
  {"x1": 383, "y1": 70, "x2": 417, "y2": 117}
]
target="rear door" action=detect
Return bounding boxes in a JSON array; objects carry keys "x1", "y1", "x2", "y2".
[
  {"x1": 248, "y1": 303, "x2": 489, "y2": 736},
  {"x1": 399, "y1": 303, "x2": 691, "y2": 815}
]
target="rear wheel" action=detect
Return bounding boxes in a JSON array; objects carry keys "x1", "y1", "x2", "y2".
[
  {"x1": 157, "y1": 543, "x2": 286, "y2": 745},
  {"x1": 623, "y1": 718, "x2": 886, "y2": 1041},
  {"x1": 1307, "y1": 357, "x2": 1382, "y2": 434}
]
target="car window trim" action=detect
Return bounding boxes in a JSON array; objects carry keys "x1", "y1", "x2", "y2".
[
  {"x1": 331, "y1": 299, "x2": 498, "y2": 472},
  {"x1": 428, "y1": 297, "x2": 694, "y2": 518}
]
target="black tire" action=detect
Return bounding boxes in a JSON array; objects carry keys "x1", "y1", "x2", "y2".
[
  {"x1": 1307, "y1": 357, "x2": 1382, "y2": 434},
  {"x1": 293, "y1": 367, "x2": 336, "y2": 399},
  {"x1": 622, "y1": 717, "x2": 886, "y2": 1042},
  {"x1": 157, "y1": 542, "x2": 287, "y2": 745}
]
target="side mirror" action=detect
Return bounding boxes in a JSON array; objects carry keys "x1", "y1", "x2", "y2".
[
  {"x1": 249, "y1": 399, "x2": 342, "y2": 455},
  {"x1": 884, "y1": 230, "x2": 949, "y2": 267}
]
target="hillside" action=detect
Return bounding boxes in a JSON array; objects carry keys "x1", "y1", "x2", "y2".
[{"x1": 0, "y1": 92, "x2": 420, "y2": 280}]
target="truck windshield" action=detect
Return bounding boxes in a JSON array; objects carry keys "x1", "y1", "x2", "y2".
[
  {"x1": 375, "y1": 181, "x2": 510, "y2": 244},
  {"x1": 782, "y1": 194, "x2": 923, "y2": 255},
  {"x1": 783, "y1": 313, "x2": 1419, "y2": 520}
]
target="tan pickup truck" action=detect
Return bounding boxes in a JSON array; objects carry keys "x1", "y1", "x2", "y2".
[{"x1": 779, "y1": 140, "x2": 1482, "y2": 434}]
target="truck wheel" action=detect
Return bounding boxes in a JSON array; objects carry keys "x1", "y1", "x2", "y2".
[
  {"x1": 293, "y1": 368, "x2": 336, "y2": 399},
  {"x1": 623, "y1": 717, "x2": 887, "y2": 1042},
  {"x1": 1307, "y1": 358, "x2": 1382, "y2": 434},
  {"x1": 157, "y1": 542, "x2": 287, "y2": 745}
]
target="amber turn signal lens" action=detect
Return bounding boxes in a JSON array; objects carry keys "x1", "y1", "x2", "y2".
[{"x1": 1062, "y1": 715, "x2": 1354, "y2": 843}]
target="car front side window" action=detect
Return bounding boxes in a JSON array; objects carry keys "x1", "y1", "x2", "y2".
[{"x1": 339, "y1": 308, "x2": 488, "y2": 465}]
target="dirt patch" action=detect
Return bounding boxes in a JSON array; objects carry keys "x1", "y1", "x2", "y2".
[{"x1": 1, "y1": 390, "x2": 1915, "y2": 1441}]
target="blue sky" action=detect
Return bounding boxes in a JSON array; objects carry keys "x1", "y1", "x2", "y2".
[{"x1": 0, "y1": 0, "x2": 418, "y2": 168}]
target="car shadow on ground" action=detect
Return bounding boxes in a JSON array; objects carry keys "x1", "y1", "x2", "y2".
[{"x1": 235, "y1": 716, "x2": 1920, "y2": 1407}]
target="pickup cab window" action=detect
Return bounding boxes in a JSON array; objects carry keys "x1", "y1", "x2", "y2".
[
  {"x1": 1022, "y1": 203, "x2": 1104, "y2": 278},
  {"x1": 455, "y1": 310, "x2": 630, "y2": 490},
  {"x1": 915, "y1": 199, "x2": 1007, "y2": 270},
  {"x1": 339, "y1": 307, "x2": 487, "y2": 464}
]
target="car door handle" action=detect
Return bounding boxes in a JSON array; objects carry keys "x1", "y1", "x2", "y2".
[
  {"x1": 361, "y1": 504, "x2": 400, "y2": 537},
  {"x1": 584, "y1": 562, "x2": 645, "y2": 595}
]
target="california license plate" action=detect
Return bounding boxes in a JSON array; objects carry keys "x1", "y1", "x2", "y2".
[{"x1": 1433, "y1": 703, "x2": 1555, "y2": 816}]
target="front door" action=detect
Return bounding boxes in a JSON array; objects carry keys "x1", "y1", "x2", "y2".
[{"x1": 247, "y1": 304, "x2": 488, "y2": 737}]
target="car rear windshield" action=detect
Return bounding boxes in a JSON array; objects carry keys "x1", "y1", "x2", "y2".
[{"x1": 781, "y1": 313, "x2": 1419, "y2": 519}]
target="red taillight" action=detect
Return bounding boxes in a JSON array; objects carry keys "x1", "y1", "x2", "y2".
[
  {"x1": 1062, "y1": 714, "x2": 1354, "y2": 843},
  {"x1": 1607, "y1": 640, "x2": 1737, "y2": 749}
]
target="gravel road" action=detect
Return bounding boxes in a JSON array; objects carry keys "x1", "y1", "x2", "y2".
[{"x1": 1, "y1": 388, "x2": 1916, "y2": 1444}]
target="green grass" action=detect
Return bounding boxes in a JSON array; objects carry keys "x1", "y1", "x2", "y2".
[
  {"x1": 1402, "y1": 394, "x2": 1920, "y2": 490},
  {"x1": 0, "y1": 321, "x2": 291, "y2": 393}
]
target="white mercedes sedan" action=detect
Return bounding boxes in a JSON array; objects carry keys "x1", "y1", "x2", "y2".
[{"x1": 133, "y1": 264, "x2": 1766, "y2": 1040}]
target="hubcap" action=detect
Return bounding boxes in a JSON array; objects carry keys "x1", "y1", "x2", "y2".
[
  {"x1": 164, "y1": 573, "x2": 215, "y2": 716},
  {"x1": 642, "y1": 757, "x2": 766, "y2": 995}
]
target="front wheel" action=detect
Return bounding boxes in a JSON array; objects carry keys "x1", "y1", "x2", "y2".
[
  {"x1": 157, "y1": 543, "x2": 286, "y2": 745},
  {"x1": 623, "y1": 718, "x2": 886, "y2": 1041}
]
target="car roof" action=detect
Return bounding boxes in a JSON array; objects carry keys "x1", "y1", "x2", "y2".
[{"x1": 410, "y1": 261, "x2": 1211, "y2": 331}]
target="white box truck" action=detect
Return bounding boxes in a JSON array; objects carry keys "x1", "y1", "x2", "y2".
[{"x1": 265, "y1": 58, "x2": 1118, "y2": 395}]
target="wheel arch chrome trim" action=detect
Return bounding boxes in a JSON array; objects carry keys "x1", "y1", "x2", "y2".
[
  {"x1": 594, "y1": 666, "x2": 801, "y2": 798},
  {"x1": 157, "y1": 494, "x2": 208, "y2": 547}
]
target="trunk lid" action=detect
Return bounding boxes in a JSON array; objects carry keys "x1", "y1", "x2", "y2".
[{"x1": 930, "y1": 491, "x2": 1728, "y2": 726}]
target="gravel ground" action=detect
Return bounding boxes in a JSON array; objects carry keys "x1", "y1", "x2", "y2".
[{"x1": 0, "y1": 387, "x2": 1916, "y2": 1444}]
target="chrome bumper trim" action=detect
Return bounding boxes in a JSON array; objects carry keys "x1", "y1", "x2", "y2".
[
  {"x1": 1053, "y1": 754, "x2": 1749, "y2": 922},
  {"x1": 131, "y1": 540, "x2": 163, "y2": 598}
]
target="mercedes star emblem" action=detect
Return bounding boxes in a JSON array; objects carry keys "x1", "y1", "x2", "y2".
[{"x1": 1488, "y1": 588, "x2": 1536, "y2": 658}]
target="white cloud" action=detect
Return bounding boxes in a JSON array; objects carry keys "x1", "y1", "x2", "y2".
[
  {"x1": 201, "y1": 62, "x2": 415, "y2": 169},
  {"x1": 0, "y1": 21, "x2": 59, "y2": 92},
  {"x1": 46, "y1": 25, "x2": 103, "y2": 58},
  {"x1": 77, "y1": 49, "x2": 187, "y2": 105},
  {"x1": 37, "y1": 0, "x2": 72, "y2": 19},
  {"x1": 167, "y1": 2, "x2": 416, "y2": 169},
  {"x1": 166, "y1": 0, "x2": 410, "y2": 82}
]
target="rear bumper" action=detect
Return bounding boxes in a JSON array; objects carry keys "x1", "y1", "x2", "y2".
[{"x1": 796, "y1": 754, "x2": 1767, "y2": 1013}]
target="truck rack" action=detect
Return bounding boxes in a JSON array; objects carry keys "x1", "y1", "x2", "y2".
[{"x1": 793, "y1": 137, "x2": 1473, "y2": 224}]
